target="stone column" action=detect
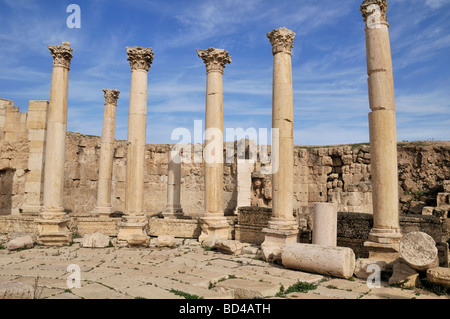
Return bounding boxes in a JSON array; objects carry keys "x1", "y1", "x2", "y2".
[
  {"x1": 117, "y1": 46, "x2": 154, "y2": 242},
  {"x1": 94, "y1": 89, "x2": 120, "y2": 218},
  {"x1": 37, "y1": 42, "x2": 73, "y2": 246},
  {"x1": 312, "y1": 202, "x2": 337, "y2": 247},
  {"x1": 22, "y1": 101, "x2": 49, "y2": 215},
  {"x1": 197, "y1": 47, "x2": 231, "y2": 242},
  {"x1": 163, "y1": 146, "x2": 183, "y2": 218},
  {"x1": 360, "y1": 0, "x2": 402, "y2": 262},
  {"x1": 261, "y1": 27, "x2": 299, "y2": 262}
]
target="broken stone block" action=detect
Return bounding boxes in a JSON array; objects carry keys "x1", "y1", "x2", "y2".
[
  {"x1": 388, "y1": 260, "x2": 419, "y2": 288},
  {"x1": 409, "y1": 201, "x2": 426, "y2": 214},
  {"x1": 354, "y1": 258, "x2": 387, "y2": 280},
  {"x1": 126, "y1": 234, "x2": 150, "y2": 248},
  {"x1": 281, "y1": 243, "x2": 355, "y2": 279},
  {"x1": 7, "y1": 235, "x2": 35, "y2": 251},
  {"x1": 443, "y1": 180, "x2": 450, "y2": 193},
  {"x1": 421, "y1": 206, "x2": 435, "y2": 216},
  {"x1": 399, "y1": 231, "x2": 439, "y2": 271},
  {"x1": 426, "y1": 267, "x2": 450, "y2": 288},
  {"x1": 214, "y1": 239, "x2": 243, "y2": 255},
  {"x1": 0, "y1": 282, "x2": 34, "y2": 299},
  {"x1": 156, "y1": 235, "x2": 176, "y2": 248},
  {"x1": 82, "y1": 232, "x2": 111, "y2": 248}
]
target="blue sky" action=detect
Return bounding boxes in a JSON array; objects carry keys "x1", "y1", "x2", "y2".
[{"x1": 0, "y1": 0, "x2": 449, "y2": 145}]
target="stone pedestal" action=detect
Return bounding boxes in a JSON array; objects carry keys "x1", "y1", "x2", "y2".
[
  {"x1": 118, "y1": 46, "x2": 153, "y2": 242},
  {"x1": 38, "y1": 42, "x2": 73, "y2": 246},
  {"x1": 312, "y1": 202, "x2": 337, "y2": 247},
  {"x1": 360, "y1": 0, "x2": 402, "y2": 262},
  {"x1": 261, "y1": 27, "x2": 299, "y2": 262},
  {"x1": 22, "y1": 101, "x2": 49, "y2": 216},
  {"x1": 94, "y1": 89, "x2": 120, "y2": 218},
  {"x1": 163, "y1": 146, "x2": 183, "y2": 219},
  {"x1": 197, "y1": 47, "x2": 231, "y2": 242}
]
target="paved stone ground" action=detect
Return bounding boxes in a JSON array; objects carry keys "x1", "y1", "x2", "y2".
[{"x1": 0, "y1": 238, "x2": 448, "y2": 300}]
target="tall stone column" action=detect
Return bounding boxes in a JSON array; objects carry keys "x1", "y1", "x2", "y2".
[
  {"x1": 163, "y1": 146, "x2": 184, "y2": 219},
  {"x1": 261, "y1": 28, "x2": 299, "y2": 262},
  {"x1": 360, "y1": 0, "x2": 402, "y2": 262},
  {"x1": 197, "y1": 48, "x2": 231, "y2": 242},
  {"x1": 94, "y1": 89, "x2": 120, "y2": 218},
  {"x1": 117, "y1": 46, "x2": 154, "y2": 242},
  {"x1": 22, "y1": 100, "x2": 49, "y2": 215},
  {"x1": 37, "y1": 42, "x2": 73, "y2": 246}
]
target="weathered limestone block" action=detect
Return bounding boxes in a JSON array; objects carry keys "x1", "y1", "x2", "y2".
[
  {"x1": 214, "y1": 239, "x2": 243, "y2": 255},
  {"x1": 354, "y1": 258, "x2": 387, "y2": 280},
  {"x1": 127, "y1": 234, "x2": 150, "y2": 248},
  {"x1": 388, "y1": 260, "x2": 419, "y2": 288},
  {"x1": 444, "y1": 180, "x2": 450, "y2": 193},
  {"x1": 281, "y1": 243, "x2": 355, "y2": 279},
  {"x1": 0, "y1": 282, "x2": 34, "y2": 299},
  {"x1": 82, "y1": 232, "x2": 111, "y2": 248},
  {"x1": 399, "y1": 231, "x2": 439, "y2": 271},
  {"x1": 422, "y1": 206, "x2": 435, "y2": 216},
  {"x1": 426, "y1": 267, "x2": 450, "y2": 288},
  {"x1": 156, "y1": 234, "x2": 176, "y2": 248},
  {"x1": 7, "y1": 235, "x2": 35, "y2": 251}
]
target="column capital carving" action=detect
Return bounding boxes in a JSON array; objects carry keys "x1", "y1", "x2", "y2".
[
  {"x1": 103, "y1": 89, "x2": 120, "y2": 105},
  {"x1": 267, "y1": 27, "x2": 295, "y2": 56},
  {"x1": 197, "y1": 48, "x2": 231, "y2": 74},
  {"x1": 126, "y1": 46, "x2": 154, "y2": 72},
  {"x1": 48, "y1": 43, "x2": 73, "y2": 69},
  {"x1": 360, "y1": 0, "x2": 388, "y2": 24}
]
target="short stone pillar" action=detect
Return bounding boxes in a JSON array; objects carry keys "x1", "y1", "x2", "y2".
[
  {"x1": 163, "y1": 146, "x2": 183, "y2": 219},
  {"x1": 261, "y1": 27, "x2": 299, "y2": 262},
  {"x1": 197, "y1": 47, "x2": 231, "y2": 242},
  {"x1": 37, "y1": 42, "x2": 73, "y2": 246},
  {"x1": 117, "y1": 46, "x2": 154, "y2": 242},
  {"x1": 312, "y1": 202, "x2": 337, "y2": 247},
  {"x1": 360, "y1": 0, "x2": 402, "y2": 262},
  {"x1": 94, "y1": 89, "x2": 120, "y2": 218},
  {"x1": 22, "y1": 101, "x2": 49, "y2": 215}
]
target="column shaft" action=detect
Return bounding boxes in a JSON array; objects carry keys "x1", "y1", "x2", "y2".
[
  {"x1": 163, "y1": 147, "x2": 183, "y2": 218},
  {"x1": 95, "y1": 89, "x2": 119, "y2": 217}
]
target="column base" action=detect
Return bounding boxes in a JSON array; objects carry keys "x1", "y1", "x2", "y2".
[
  {"x1": 20, "y1": 204, "x2": 41, "y2": 216},
  {"x1": 36, "y1": 217, "x2": 72, "y2": 246},
  {"x1": 117, "y1": 215, "x2": 149, "y2": 242},
  {"x1": 261, "y1": 218, "x2": 299, "y2": 263},
  {"x1": 198, "y1": 214, "x2": 229, "y2": 243},
  {"x1": 162, "y1": 206, "x2": 184, "y2": 219},
  {"x1": 364, "y1": 228, "x2": 402, "y2": 264},
  {"x1": 93, "y1": 206, "x2": 112, "y2": 218}
]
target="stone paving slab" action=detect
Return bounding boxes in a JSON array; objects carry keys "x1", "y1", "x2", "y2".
[{"x1": 1, "y1": 243, "x2": 449, "y2": 300}]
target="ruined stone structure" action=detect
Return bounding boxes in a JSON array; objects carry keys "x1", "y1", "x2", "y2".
[{"x1": 0, "y1": 0, "x2": 449, "y2": 296}]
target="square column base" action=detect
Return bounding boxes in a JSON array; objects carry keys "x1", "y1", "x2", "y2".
[
  {"x1": 162, "y1": 206, "x2": 184, "y2": 219},
  {"x1": 117, "y1": 216, "x2": 149, "y2": 242},
  {"x1": 364, "y1": 228, "x2": 402, "y2": 264},
  {"x1": 198, "y1": 214, "x2": 229, "y2": 243},
  {"x1": 37, "y1": 217, "x2": 72, "y2": 246},
  {"x1": 261, "y1": 218, "x2": 299, "y2": 263},
  {"x1": 93, "y1": 206, "x2": 112, "y2": 218}
]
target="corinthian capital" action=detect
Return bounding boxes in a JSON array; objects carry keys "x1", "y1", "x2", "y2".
[
  {"x1": 360, "y1": 0, "x2": 388, "y2": 24},
  {"x1": 197, "y1": 48, "x2": 231, "y2": 74},
  {"x1": 48, "y1": 42, "x2": 73, "y2": 69},
  {"x1": 126, "y1": 46, "x2": 154, "y2": 72},
  {"x1": 267, "y1": 27, "x2": 295, "y2": 56},
  {"x1": 103, "y1": 89, "x2": 120, "y2": 105}
]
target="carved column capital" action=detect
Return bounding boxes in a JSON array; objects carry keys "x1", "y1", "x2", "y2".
[
  {"x1": 126, "y1": 46, "x2": 154, "y2": 72},
  {"x1": 267, "y1": 27, "x2": 295, "y2": 56},
  {"x1": 103, "y1": 89, "x2": 120, "y2": 105},
  {"x1": 360, "y1": 0, "x2": 388, "y2": 25},
  {"x1": 48, "y1": 42, "x2": 73, "y2": 69},
  {"x1": 197, "y1": 48, "x2": 231, "y2": 74}
]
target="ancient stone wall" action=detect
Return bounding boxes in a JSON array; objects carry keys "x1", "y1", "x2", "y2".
[{"x1": 1, "y1": 100, "x2": 449, "y2": 219}]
